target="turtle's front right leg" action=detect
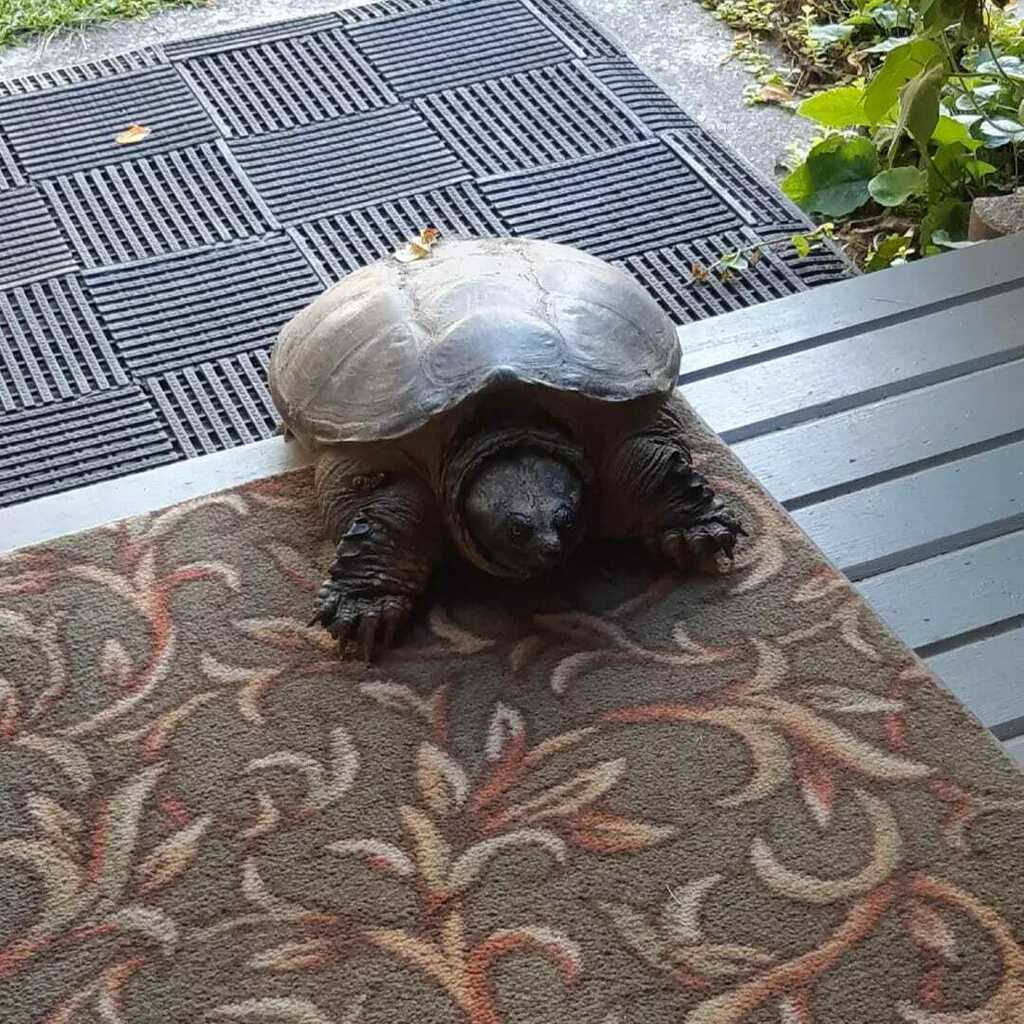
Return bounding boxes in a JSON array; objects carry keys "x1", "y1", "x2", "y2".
[{"x1": 311, "y1": 451, "x2": 445, "y2": 660}]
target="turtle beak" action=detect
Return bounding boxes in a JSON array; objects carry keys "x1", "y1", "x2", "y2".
[{"x1": 534, "y1": 533, "x2": 564, "y2": 569}]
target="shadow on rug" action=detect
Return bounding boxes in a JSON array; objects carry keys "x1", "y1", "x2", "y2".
[{"x1": 2, "y1": 413, "x2": 1023, "y2": 1024}]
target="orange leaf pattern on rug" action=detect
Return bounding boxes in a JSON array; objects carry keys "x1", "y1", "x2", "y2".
[{"x1": 3, "y1": 409, "x2": 1024, "y2": 1024}]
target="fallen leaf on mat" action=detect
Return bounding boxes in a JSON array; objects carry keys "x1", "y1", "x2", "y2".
[
  {"x1": 115, "y1": 124, "x2": 151, "y2": 145},
  {"x1": 394, "y1": 227, "x2": 441, "y2": 262}
]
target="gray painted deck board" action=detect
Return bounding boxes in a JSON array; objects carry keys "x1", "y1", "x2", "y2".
[
  {"x1": 927, "y1": 628, "x2": 1024, "y2": 737},
  {"x1": 680, "y1": 234, "x2": 1024, "y2": 750},
  {"x1": 684, "y1": 287, "x2": 1024, "y2": 442},
  {"x1": 823, "y1": 513, "x2": 1024, "y2": 651},
  {"x1": 790, "y1": 441, "x2": 1024, "y2": 580},
  {"x1": 731, "y1": 360, "x2": 1024, "y2": 508},
  {"x1": 679, "y1": 232, "x2": 1024, "y2": 378}
]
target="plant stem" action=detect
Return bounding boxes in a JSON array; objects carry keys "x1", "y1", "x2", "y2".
[
  {"x1": 938, "y1": 31, "x2": 1011, "y2": 137},
  {"x1": 685, "y1": 228, "x2": 828, "y2": 285},
  {"x1": 982, "y1": 15, "x2": 1019, "y2": 91}
]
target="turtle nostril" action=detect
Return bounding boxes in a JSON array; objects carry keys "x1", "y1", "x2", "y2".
[{"x1": 537, "y1": 536, "x2": 563, "y2": 564}]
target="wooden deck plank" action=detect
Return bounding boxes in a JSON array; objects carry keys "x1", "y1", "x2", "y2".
[
  {"x1": 678, "y1": 232, "x2": 1024, "y2": 378},
  {"x1": 856, "y1": 530, "x2": 1024, "y2": 652},
  {"x1": 927, "y1": 628, "x2": 1024, "y2": 737},
  {"x1": 682, "y1": 287, "x2": 1024, "y2": 442},
  {"x1": 790, "y1": 440, "x2": 1024, "y2": 580},
  {"x1": 730, "y1": 360, "x2": 1024, "y2": 508}
]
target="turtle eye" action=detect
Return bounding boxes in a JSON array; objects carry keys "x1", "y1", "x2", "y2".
[{"x1": 508, "y1": 519, "x2": 532, "y2": 543}]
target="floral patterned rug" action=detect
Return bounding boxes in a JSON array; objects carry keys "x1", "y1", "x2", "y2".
[{"x1": 3, "y1": 409, "x2": 1023, "y2": 1024}]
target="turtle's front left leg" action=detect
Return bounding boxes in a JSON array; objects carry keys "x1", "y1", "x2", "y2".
[
  {"x1": 600, "y1": 396, "x2": 745, "y2": 571},
  {"x1": 311, "y1": 451, "x2": 445, "y2": 659}
]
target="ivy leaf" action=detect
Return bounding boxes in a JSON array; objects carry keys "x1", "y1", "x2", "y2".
[
  {"x1": 963, "y1": 158, "x2": 997, "y2": 180},
  {"x1": 791, "y1": 234, "x2": 812, "y2": 257},
  {"x1": 798, "y1": 86, "x2": 870, "y2": 128},
  {"x1": 954, "y1": 84, "x2": 999, "y2": 111},
  {"x1": 976, "y1": 117, "x2": 1024, "y2": 147},
  {"x1": 975, "y1": 56, "x2": 1024, "y2": 80},
  {"x1": 868, "y1": 166, "x2": 927, "y2": 206},
  {"x1": 863, "y1": 40, "x2": 942, "y2": 124},
  {"x1": 896, "y1": 61, "x2": 946, "y2": 154},
  {"x1": 807, "y1": 23, "x2": 855, "y2": 47},
  {"x1": 870, "y1": 2, "x2": 903, "y2": 30},
  {"x1": 781, "y1": 135, "x2": 879, "y2": 216},
  {"x1": 865, "y1": 231, "x2": 915, "y2": 271},
  {"x1": 718, "y1": 252, "x2": 750, "y2": 272},
  {"x1": 864, "y1": 36, "x2": 913, "y2": 53},
  {"x1": 920, "y1": 199, "x2": 971, "y2": 249},
  {"x1": 931, "y1": 230, "x2": 977, "y2": 249},
  {"x1": 922, "y1": 0, "x2": 978, "y2": 34},
  {"x1": 930, "y1": 141, "x2": 970, "y2": 199},
  {"x1": 931, "y1": 115, "x2": 982, "y2": 150}
]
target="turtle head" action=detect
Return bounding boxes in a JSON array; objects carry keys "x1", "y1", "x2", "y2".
[{"x1": 463, "y1": 451, "x2": 585, "y2": 577}]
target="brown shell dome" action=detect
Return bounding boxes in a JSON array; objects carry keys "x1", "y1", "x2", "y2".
[{"x1": 268, "y1": 236, "x2": 680, "y2": 445}]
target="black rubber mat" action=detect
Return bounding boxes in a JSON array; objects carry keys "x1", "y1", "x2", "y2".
[{"x1": 0, "y1": 0, "x2": 853, "y2": 509}]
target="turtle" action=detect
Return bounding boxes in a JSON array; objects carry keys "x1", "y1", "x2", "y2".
[{"x1": 269, "y1": 235, "x2": 744, "y2": 658}]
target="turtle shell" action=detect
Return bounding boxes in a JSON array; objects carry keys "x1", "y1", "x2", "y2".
[{"x1": 269, "y1": 236, "x2": 680, "y2": 445}]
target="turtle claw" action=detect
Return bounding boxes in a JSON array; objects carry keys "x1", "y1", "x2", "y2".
[
  {"x1": 310, "y1": 579, "x2": 412, "y2": 662},
  {"x1": 660, "y1": 503, "x2": 745, "y2": 573}
]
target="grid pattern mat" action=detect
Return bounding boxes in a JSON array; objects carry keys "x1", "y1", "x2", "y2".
[{"x1": 0, "y1": 0, "x2": 852, "y2": 508}]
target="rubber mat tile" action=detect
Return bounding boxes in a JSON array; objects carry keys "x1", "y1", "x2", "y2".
[
  {"x1": 0, "y1": 130, "x2": 26, "y2": 191},
  {"x1": 0, "y1": 385, "x2": 176, "y2": 508},
  {"x1": 0, "y1": 274, "x2": 126, "y2": 413},
  {"x1": 586, "y1": 58, "x2": 698, "y2": 132},
  {"x1": 291, "y1": 182, "x2": 507, "y2": 283},
  {"x1": 337, "y1": 0, "x2": 452, "y2": 23},
  {"x1": 147, "y1": 349, "x2": 278, "y2": 459},
  {"x1": 344, "y1": 0, "x2": 576, "y2": 97},
  {"x1": 0, "y1": 66, "x2": 219, "y2": 178},
  {"x1": 174, "y1": 28, "x2": 396, "y2": 136},
  {"x1": 41, "y1": 142, "x2": 277, "y2": 270},
  {"x1": 228, "y1": 104, "x2": 469, "y2": 224},
  {"x1": 761, "y1": 220, "x2": 854, "y2": 287},
  {"x1": 0, "y1": 186, "x2": 77, "y2": 287},
  {"x1": 0, "y1": 47, "x2": 167, "y2": 97},
  {"x1": 0, "y1": 3, "x2": 855, "y2": 509},
  {"x1": 618, "y1": 229, "x2": 812, "y2": 325},
  {"x1": 416, "y1": 61, "x2": 645, "y2": 176},
  {"x1": 664, "y1": 128, "x2": 799, "y2": 228},
  {"x1": 163, "y1": 14, "x2": 342, "y2": 59},
  {"x1": 478, "y1": 138, "x2": 745, "y2": 260},
  {"x1": 521, "y1": 0, "x2": 625, "y2": 57},
  {"x1": 84, "y1": 234, "x2": 323, "y2": 376}
]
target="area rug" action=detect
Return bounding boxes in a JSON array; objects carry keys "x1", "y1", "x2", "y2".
[
  {"x1": 0, "y1": 0, "x2": 851, "y2": 509},
  {"x1": 2, "y1": 404, "x2": 1023, "y2": 1024}
]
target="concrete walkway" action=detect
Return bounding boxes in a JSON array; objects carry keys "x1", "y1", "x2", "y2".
[{"x1": 0, "y1": 0, "x2": 812, "y2": 179}]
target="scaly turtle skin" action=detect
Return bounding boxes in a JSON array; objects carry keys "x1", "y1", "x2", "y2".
[{"x1": 269, "y1": 236, "x2": 744, "y2": 658}]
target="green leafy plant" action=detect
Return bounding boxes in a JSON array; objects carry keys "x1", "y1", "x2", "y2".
[
  {"x1": 1, "y1": 0, "x2": 205, "y2": 47},
  {"x1": 689, "y1": 223, "x2": 837, "y2": 283},
  {"x1": 780, "y1": 0, "x2": 1024, "y2": 265}
]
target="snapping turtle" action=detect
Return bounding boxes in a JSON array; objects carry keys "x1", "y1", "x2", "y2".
[{"x1": 270, "y1": 236, "x2": 743, "y2": 657}]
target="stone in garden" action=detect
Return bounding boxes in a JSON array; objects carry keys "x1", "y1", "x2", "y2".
[{"x1": 968, "y1": 188, "x2": 1024, "y2": 240}]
